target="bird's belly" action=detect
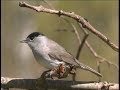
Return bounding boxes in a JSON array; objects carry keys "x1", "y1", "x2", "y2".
[
  {"x1": 33, "y1": 52, "x2": 64, "y2": 69},
  {"x1": 37, "y1": 57, "x2": 54, "y2": 69}
]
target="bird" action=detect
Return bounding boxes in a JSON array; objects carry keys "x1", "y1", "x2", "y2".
[{"x1": 20, "y1": 32, "x2": 102, "y2": 79}]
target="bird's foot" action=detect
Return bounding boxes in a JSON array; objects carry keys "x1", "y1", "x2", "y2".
[
  {"x1": 40, "y1": 65, "x2": 75, "y2": 80},
  {"x1": 40, "y1": 69, "x2": 51, "y2": 80}
]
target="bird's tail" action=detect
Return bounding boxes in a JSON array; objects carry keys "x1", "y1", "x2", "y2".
[{"x1": 75, "y1": 60, "x2": 102, "y2": 77}]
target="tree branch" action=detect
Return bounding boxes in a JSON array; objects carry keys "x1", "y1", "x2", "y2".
[
  {"x1": 19, "y1": 2, "x2": 118, "y2": 52},
  {"x1": 1, "y1": 77, "x2": 119, "y2": 90},
  {"x1": 78, "y1": 22, "x2": 118, "y2": 81},
  {"x1": 76, "y1": 33, "x2": 89, "y2": 59}
]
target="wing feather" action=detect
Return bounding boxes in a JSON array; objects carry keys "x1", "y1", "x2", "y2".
[
  {"x1": 46, "y1": 38, "x2": 102, "y2": 77},
  {"x1": 47, "y1": 39, "x2": 78, "y2": 66}
]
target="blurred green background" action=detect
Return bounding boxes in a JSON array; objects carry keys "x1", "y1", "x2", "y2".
[{"x1": 1, "y1": 0, "x2": 118, "y2": 85}]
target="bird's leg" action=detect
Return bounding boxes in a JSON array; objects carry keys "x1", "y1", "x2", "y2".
[
  {"x1": 49, "y1": 68, "x2": 58, "y2": 80},
  {"x1": 57, "y1": 64, "x2": 66, "y2": 78},
  {"x1": 40, "y1": 64, "x2": 72, "y2": 80},
  {"x1": 40, "y1": 65, "x2": 67, "y2": 80},
  {"x1": 40, "y1": 68, "x2": 58, "y2": 80},
  {"x1": 40, "y1": 69, "x2": 51, "y2": 80},
  {"x1": 57, "y1": 64, "x2": 73, "y2": 79}
]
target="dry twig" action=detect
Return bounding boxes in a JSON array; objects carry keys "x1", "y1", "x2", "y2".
[
  {"x1": 19, "y1": 2, "x2": 118, "y2": 52},
  {"x1": 78, "y1": 23, "x2": 118, "y2": 69}
]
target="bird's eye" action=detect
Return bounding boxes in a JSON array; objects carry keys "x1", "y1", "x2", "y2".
[
  {"x1": 30, "y1": 36, "x2": 35, "y2": 40},
  {"x1": 27, "y1": 36, "x2": 35, "y2": 41}
]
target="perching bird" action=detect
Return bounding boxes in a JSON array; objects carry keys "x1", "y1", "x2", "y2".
[{"x1": 21, "y1": 32, "x2": 102, "y2": 78}]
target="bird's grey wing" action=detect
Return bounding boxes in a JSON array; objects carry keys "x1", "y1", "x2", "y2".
[
  {"x1": 47, "y1": 39, "x2": 102, "y2": 77},
  {"x1": 47, "y1": 40, "x2": 78, "y2": 66}
]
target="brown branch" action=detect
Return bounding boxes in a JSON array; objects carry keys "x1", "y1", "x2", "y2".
[
  {"x1": 85, "y1": 40, "x2": 118, "y2": 69},
  {"x1": 19, "y1": 2, "x2": 118, "y2": 52},
  {"x1": 76, "y1": 33, "x2": 89, "y2": 59},
  {"x1": 97, "y1": 61, "x2": 101, "y2": 82},
  {"x1": 1, "y1": 77, "x2": 119, "y2": 90},
  {"x1": 78, "y1": 23, "x2": 118, "y2": 74}
]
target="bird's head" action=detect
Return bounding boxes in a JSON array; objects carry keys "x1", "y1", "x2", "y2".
[{"x1": 20, "y1": 32, "x2": 45, "y2": 48}]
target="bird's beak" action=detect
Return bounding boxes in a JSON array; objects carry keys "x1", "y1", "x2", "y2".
[{"x1": 20, "y1": 39, "x2": 28, "y2": 43}]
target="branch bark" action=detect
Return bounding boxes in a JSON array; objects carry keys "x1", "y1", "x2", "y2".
[
  {"x1": 19, "y1": 2, "x2": 119, "y2": 52},
  {"x1": 1, "y1": 77, "x2": 119, "y2": 90}
]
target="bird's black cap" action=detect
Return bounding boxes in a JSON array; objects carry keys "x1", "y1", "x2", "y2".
[{"x1": 27, "y1": 32, "x2": 44, "y2": 40}]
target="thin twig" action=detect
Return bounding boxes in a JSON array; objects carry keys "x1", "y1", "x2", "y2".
[
  {"x1": 19, "y1": 2, "x2": 118, "y2": 52},
  {"x1": 78, "y1": 23, "x2": 118, "y2": 70},
  {"x1": 97, "y1": 61, "x2": 101, "y2": 82},
  {"x1": 76, "y1": 33, "x2": 89, "y2": 59}
]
